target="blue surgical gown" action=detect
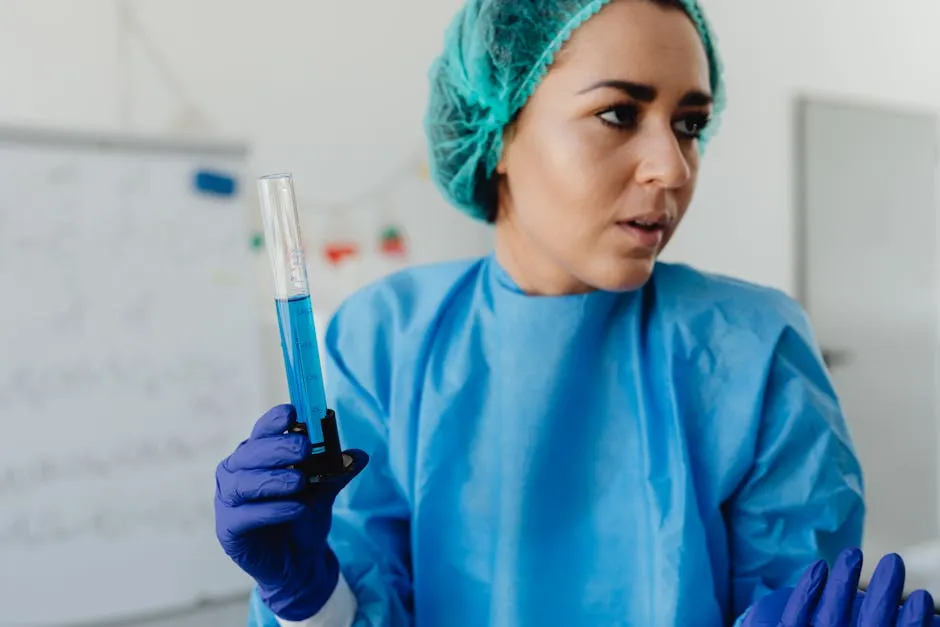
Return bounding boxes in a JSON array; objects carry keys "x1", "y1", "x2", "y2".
[{"x1": 248, "y1": 254, "x2": 864, "y2": 626}]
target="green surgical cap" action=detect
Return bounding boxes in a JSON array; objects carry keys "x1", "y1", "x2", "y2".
[{"x1": 423, "y1": 0, "x2": 726, "y2": 221}]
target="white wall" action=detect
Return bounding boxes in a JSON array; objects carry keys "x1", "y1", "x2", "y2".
[
  {"x1": 0, "y1": 0, "x2": 491, "y2": 294},
  {"x1": 0, "y1": 0, "x2": 937, "y2": 294},
  {"x1": 664, "y1": 0, "x2": 940, "y2": 292}
]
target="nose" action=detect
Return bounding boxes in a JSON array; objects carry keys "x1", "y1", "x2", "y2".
[{"x1": 633, "y1": 126, "x2": 692, "y2": 189}]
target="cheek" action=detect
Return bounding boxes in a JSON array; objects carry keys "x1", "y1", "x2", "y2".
[{"x1": 510, "y1": 123, "x2": 625, "y2": 224}]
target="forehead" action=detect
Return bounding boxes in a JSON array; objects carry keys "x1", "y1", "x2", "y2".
[{"x1": 554, "y1": 0, "x2": 710, "y2": 92}]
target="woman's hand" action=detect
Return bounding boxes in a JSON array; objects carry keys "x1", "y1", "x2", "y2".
[
  {"x1": 213, "y1": 404, "x2": 368, "y2": 621},
  {"x1": 741, "y1": 548, "x2": 937, "y2": 626}
]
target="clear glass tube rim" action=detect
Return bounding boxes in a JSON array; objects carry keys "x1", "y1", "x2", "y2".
[{"x1": 259, "y1": 172, "x2": 293, "y2": 181}]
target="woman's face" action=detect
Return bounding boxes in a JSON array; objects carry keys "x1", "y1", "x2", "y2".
[{"x1": 495, "y1": 0, "x2": 713, "y2": 295}]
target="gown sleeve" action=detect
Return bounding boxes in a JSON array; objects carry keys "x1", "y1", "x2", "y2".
[{"x1": 728, "y1": 303, "x2": 865, "y2": 623}]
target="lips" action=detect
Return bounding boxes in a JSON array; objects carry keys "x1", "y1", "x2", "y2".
[
  {"x1": 616, "y1": 214, "x2": 669, "y2": 248},
  {"x1": 622, "y1": 218, "x2": 666, "y2": 233},
  {"x1": 618, "y1": 211, "x2": 670, "y2": 231}
]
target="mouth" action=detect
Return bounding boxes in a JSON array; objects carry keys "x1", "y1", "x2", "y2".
[
  {"x1": 619, "y1": 218, "x2": 666, "y2": 233},
  {"x1": 615, "y1": 214, "x2": 670, "y2": 247}
]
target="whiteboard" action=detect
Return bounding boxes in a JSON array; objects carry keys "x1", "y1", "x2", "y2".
[{"x1": 0, "y1": 128, "x2": 265, "y2": 626}]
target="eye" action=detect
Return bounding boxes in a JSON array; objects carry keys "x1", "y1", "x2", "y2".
[
  {"x1": 596, "y1": 104, "x2": 639, "y2": 130},
  {"x1": 673, "y1": 113, "x2": 711, "y2": 139}
]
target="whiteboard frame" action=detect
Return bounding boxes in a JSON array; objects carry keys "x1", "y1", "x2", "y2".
[{"x1": 0, "y1": 124, "x2": 248, "y2": 159}]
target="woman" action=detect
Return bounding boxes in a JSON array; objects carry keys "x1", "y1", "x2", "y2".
[{"x1": 213, "y1": 0, "x2": 934, "y2": 624}]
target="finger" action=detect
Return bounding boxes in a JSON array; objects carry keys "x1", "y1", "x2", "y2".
[
  {"x1": 780, "y1": 559, "x2": 828, "y2": 626},
  {"x1": 896, "y1": 590, "x2": 934, "y2": 627},
  {"x1": 215, "y1": 499, "x2": 306, "y2": 540},
  {"x1": 813, "y1": 547, "x2": 862, "y2": 626},
  {"x1": 857, "y1": 553, "x2": 905, "y2": 626},
  {"x1": 224, "y1": 433, "x2": 311, "y2": 471},
  {"x1": 216, "y1": 467, "x2": 306, "y2": 506},
  {"x1": 850, "y1": 590, "x2": 865, "y2": 624},
  {"x1": 250, "y1": 404, "x2": 297, "y2": 438}
]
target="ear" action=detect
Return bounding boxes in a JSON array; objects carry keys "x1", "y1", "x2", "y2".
[{"x1": 495, "y1": 122, "x2": 517, "y2": 175}]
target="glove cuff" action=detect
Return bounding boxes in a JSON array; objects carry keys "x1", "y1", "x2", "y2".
[{"x1": 258, "y1": 548, "x2": 342, "y2": 621}]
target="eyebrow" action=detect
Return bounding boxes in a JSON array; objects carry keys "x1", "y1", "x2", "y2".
[{"x1": 578, "y1": 80, "x2": 712, "y2": 107}]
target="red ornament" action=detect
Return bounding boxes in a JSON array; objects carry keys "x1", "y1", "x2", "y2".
[
  {"x1": 379, "y1": 226, "x2": 407, "y2": 257},
  {"x1": 323, "y1": 242, "x2": 359, "y2": 265}
]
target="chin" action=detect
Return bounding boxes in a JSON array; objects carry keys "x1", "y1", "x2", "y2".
[{"x1": 587, "y1": 257, "x2": 656, "y2": 293}]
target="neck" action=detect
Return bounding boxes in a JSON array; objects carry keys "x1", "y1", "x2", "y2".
[{"x1": 493, "y1": 209, "x2": 594, "y2": 297}]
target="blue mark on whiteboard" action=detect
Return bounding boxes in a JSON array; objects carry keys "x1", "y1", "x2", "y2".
[{"x1": 193, "y1": 170, "x2": 238, "y2": 197}]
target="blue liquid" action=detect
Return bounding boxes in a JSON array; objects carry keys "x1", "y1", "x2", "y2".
[{"x1": 275, "y1": 295, "x2": 327, "y2": 453}]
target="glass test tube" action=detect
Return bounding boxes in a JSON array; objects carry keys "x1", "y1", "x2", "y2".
[{"x1": 257, "y1": 173, "x2": 328, "y2": 453}]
